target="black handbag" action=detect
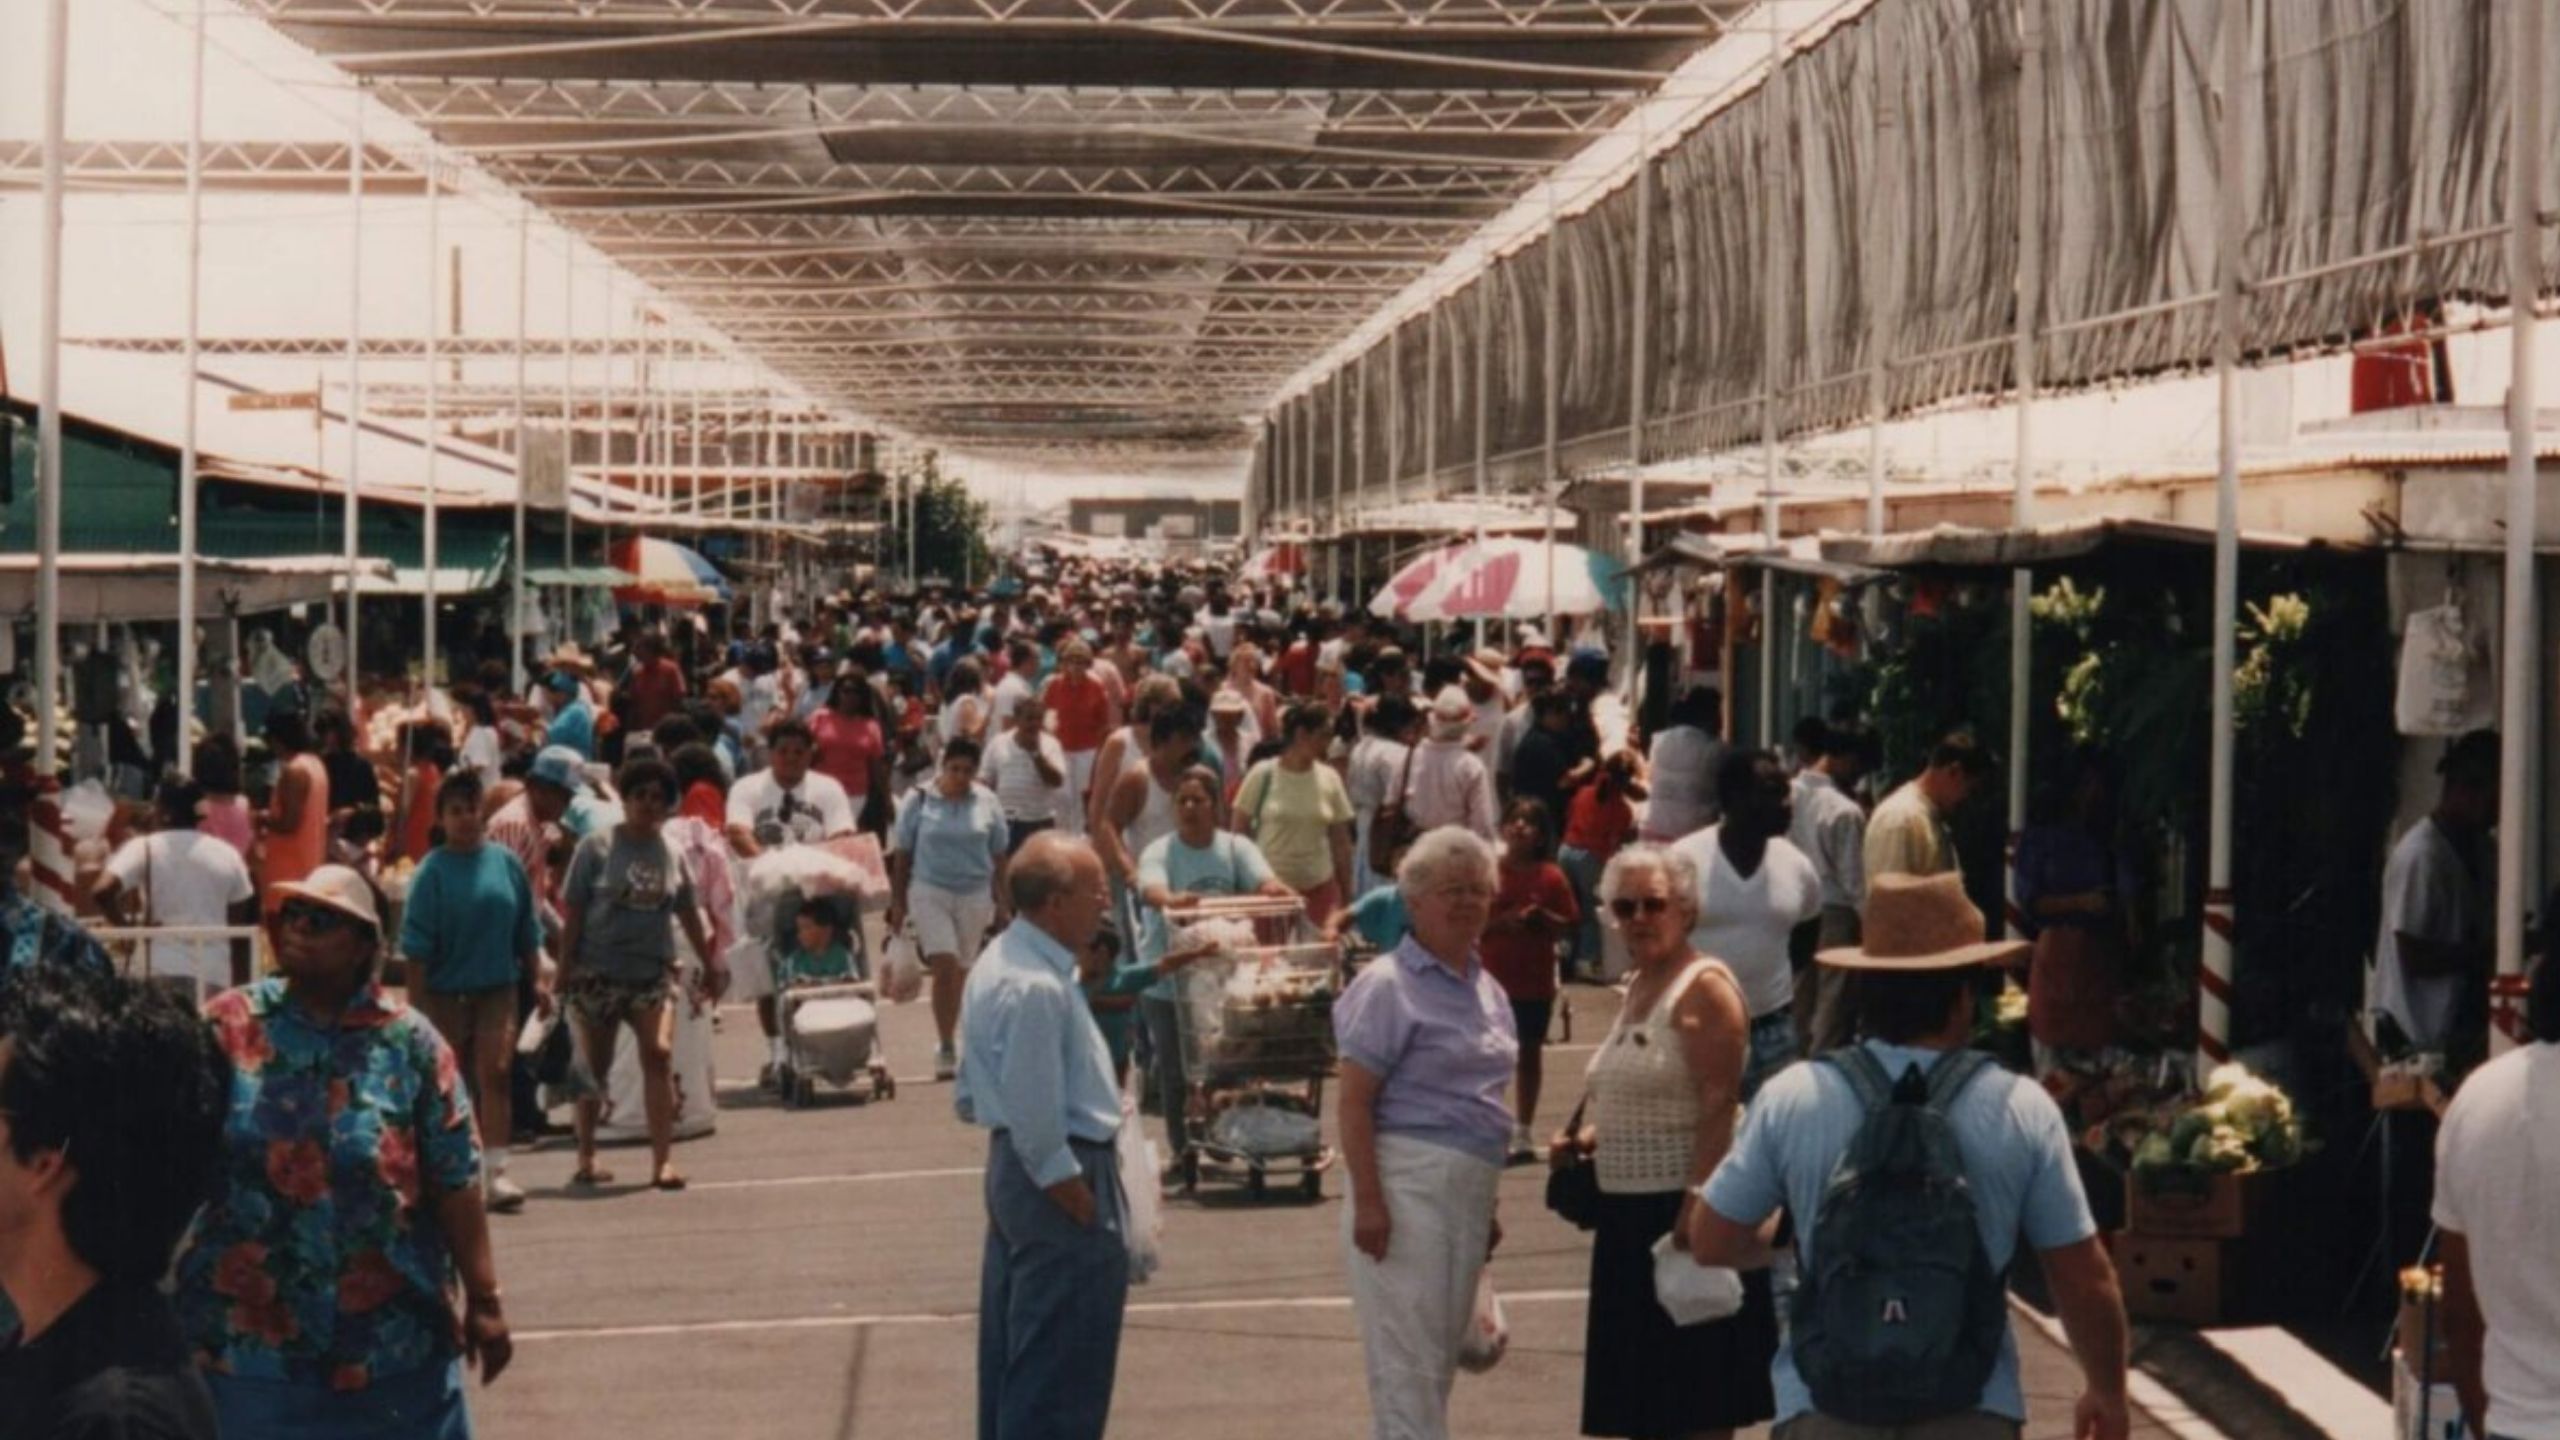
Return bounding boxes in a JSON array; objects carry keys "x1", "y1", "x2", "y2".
[{"x1": 1543, "y1": 1094, "x2": 1601, "y2": 1231}]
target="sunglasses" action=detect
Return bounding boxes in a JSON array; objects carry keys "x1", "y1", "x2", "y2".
[
  {"x1": 279, "y1": 900, "x2": 361, "y2": 935},
  {"x1": 1609, "y1": 896, "x2": 1674, "y2": 920}
]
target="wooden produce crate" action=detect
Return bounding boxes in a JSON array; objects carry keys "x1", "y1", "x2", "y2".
[
  {"x1": 2124, "y1": 1166, "x2": 2277, "y2": 1240},
  {"x1": 2113, "y1": 1233, "x2": 2235, "y2": 1326}
]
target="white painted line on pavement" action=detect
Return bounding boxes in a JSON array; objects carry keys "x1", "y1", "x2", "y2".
[
  {"x1": 686, "y1": 1166, "x2": 981, "y2": 1194},
  {"x1": 516, "y1": 1288, "x2": 1590, "y2": 1344}
]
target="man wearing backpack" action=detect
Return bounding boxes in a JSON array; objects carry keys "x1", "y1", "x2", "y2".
[{"x1": 1685, "y1": 872, "x2": 2130, "y2": 1440}]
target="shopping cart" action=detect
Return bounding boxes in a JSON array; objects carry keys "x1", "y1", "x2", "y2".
[{"x1": 1164, "y1": 896, "x2": 1342, "y2": 1201}]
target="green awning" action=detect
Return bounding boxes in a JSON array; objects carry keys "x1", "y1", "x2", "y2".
[
  {"x1": 524, "y1": 565, "x2": 636, "y2": 588},
  {"x1": 353, "y1": 536, "x2": 512, "y2": 597}
]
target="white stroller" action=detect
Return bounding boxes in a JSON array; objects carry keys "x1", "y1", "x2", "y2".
[{"x1": 775, "y1": 898, "x2": 897, "y2": 1110}]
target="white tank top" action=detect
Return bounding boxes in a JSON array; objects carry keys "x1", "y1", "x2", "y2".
[
  {"x1": 1587, "y1": 957, "x2": 1738, "y2": 1194},
  {"x1": 1122, "y1": 767, "x2": 1180, "y2": 862},
  {"x1": 938, "y1": 694, "x2": 983, "y2": 746}
]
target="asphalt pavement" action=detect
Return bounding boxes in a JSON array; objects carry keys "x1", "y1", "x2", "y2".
[{"x1": 467, "y1": 953, "x2": 2211, "y2": 1440}]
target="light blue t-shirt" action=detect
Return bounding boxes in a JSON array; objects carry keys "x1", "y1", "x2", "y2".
[
  {"x1": 893, "y1": 784, "x2": 1010, "y2": 893},
  {"x1": 1701, "y1": 1040, "x2": 2097, "y2": 1425},
  {"x1": 1343, "y1": 884, "x2": 1410, "y2": 951},
  {"x1": 1131, "y1": 831, "x2": 1276, "y2": 999},
  {"x1": 399, "y1": 843, "x2": 543, "y2": 993}
]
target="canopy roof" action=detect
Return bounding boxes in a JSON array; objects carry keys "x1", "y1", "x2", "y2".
[
  {"x1": 1818, "y1": 519, "x2": 2331, "y2": 572},
  {"x1": 0, "y1": 554, "x2": 390, "y2": 623},
  {"x1": 240, "y1": 0, "x2": 1743, "y2": 462}
]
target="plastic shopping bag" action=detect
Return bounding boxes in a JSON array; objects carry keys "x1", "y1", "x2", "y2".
[
  {"x1": 727, "y1": 937, "x2": 777, "y2": 1002},
  {"x1": 1456, "y1": 1271, "x2": 1508, "y2": 1374},
  {"x1": 1117, "y1": 1090, "x2": 1164, "y2": 1285},
  {"x1": 1650, "y1": 1233, "x2": 1745, "y2": 1326},
  {"x1": 879, "y1": 933, "x2": 926, "y2": 1005}
]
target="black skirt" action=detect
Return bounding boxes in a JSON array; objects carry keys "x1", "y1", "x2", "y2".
[{"x1": 1580, "y1": 1188, "x2": 1778, "y2": 1439}]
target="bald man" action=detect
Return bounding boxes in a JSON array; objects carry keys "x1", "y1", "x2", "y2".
[{"x1": 953, "y1": 833, "x2": 1129, "y2": 1440}]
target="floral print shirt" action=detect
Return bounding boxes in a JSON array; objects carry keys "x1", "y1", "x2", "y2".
[
  {"x1": 0, "y1": 891, "x2": 110, "y2": 978},
  {"x1": 176, "y1": 978, "x2": 481, "y2": 1391}
]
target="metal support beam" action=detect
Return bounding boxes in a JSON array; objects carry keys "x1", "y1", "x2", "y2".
[
  {"x1": 2495, "y1": 0, "x2": 2545, "y2": 1053},
  {"x1": 343, "y1": 96, "x2": 365, "y2": 701},
  {"x1": 1626, "y1": 134, "x2": 1652, "y2": 705},
  {"x1": 1757, "y1": 32, "x2": 1781, "y2": 748},
  {"x1": 176, "y1": 0, "x2": 208, "y2": 775},
  {"x1": 422, "y1": 153, "x2": 443, "y2": 692},
  {"x1": 2203, "y1": 0, "x2": 2242, "y2": 1066},
  {"x1": 2007, "y1": 0, "x2": 2045, "y2": 942},
  {"x1": 35, "y1": 0, "x2": 67, "y2": 778}
]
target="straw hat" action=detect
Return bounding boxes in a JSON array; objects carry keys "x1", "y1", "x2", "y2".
[
  {"x1": 542, "y1": 642, "x2": 594, "y2": 674},
  {"x1": 1464, "y1": 648, "x2": 1508, "y2": 687},
  {"x1": 1817, "y1": 873, "x2": 2027, "y2": 972},
  {"x1": 1429, "y1": 686, "x2": 1477, "y2": 735},
  {"x1": 268, "y1": 865, "x2": 384, "y2": 938}
]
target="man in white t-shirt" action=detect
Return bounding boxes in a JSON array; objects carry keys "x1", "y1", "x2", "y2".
[
  {"x1": 983, "y1": 694, "x2": 1068, "y2": 850},
  {"x1": 989, "y1": 638, "x2": 1040, "y2": 724},
  {"x1": 2374, "y1": 732, "x2": 2498, "y2": 1057},
  {"x1": 92, "y1": 777, "x2": 256, "y2": 996},
  {"x1": 2433, "y1": 946, "x2": 2560, "y2": 1440},
  {"x1": 726, "y1": 719, "x2": 858, "y2": 854},
  {"x1": 1669, "y1": 748, "x2": 1821, "y2": 1097}
]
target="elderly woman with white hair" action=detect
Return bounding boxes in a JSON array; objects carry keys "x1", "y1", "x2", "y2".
[
  {"x1": 1332, "y1": 825, "x2": 1517, "y2": 1440},
  {"x1": 1551, "y1": 844, "x2": 1775, "y2": 1440}
]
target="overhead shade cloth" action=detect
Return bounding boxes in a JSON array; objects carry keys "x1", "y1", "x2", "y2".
[
  {"x1": 1818, "y1": 518, "x2": 2326, "y2": 571},
  {"x1": 0, "y1": 554, "x2": 389, "y2": 623},
  {"x1": 524, "y1": 565, "x2": 638, "y2": 589}
]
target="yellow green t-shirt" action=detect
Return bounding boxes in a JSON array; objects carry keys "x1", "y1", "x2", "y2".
[{"x1": 1237, "y1": 760, "x2": 1356, "y2": 891}]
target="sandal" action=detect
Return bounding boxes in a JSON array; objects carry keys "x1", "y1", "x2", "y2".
[
  {"x1": 570, "y1": 1166, "x2": 615, "y2": 1188},
  {"x1": 652, "y1": 1169, "x2": 689, "y2": 1192}
]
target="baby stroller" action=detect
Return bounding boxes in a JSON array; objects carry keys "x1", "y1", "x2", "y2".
[{"x1": 774, "y1": 894, "x2": 896, "y2": 1110}]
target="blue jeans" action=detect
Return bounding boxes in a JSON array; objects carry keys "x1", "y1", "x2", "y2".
[
  {"x1": 1139, "y1": 992, "x2": 1191, "y2": 1160},
  {"x1": 1743, "y1": 1010, "x2": 1800, "y2": 1101},
  {"x1": 979, "y1": 1132, "x2": 1130, "y2": 1440},
  {"x1": 208, "y1": 1359, "x2": 470, "y2": 1440},
  {"x1": 1557, "y1": 845, "x2": 1605, "y2": 974}
]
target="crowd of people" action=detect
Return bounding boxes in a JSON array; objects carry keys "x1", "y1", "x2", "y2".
[{"x1": 0, "y1": 548, "x2": 2556, "y2": 1440}]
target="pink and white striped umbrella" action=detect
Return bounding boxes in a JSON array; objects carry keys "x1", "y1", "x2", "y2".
[
  {"x1": 1390, "y1": 538, "x2": 1624, "y2": 622},
  {"x1": 1368, "y1": 542, "x2": 1470, "y2": 620},
  {"x1": 1237, "y1": 542, "x2": 1307, "y2": 584}
]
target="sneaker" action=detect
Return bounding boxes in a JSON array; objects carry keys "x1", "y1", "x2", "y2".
[
  {"x1": 758, "y1": 1061, "x2": 781, "y2": 1091},
  {"x1": 1508, "y1": 1123, "x2": 1536, "y2": 1163},
  {"x1": 488, "y1": 1173, "x2": 528, "y2": 1214},
  {"x1": 934, "y1": 1046, "x2": 958, "y2": 1081}
]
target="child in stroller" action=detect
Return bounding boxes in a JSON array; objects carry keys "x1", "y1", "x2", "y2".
[{"x1": 774, "y1": 897, "x2": 895, "y2": 1108}]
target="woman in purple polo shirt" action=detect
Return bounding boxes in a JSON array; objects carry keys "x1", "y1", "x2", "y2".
[{"x1": 1333, "y1": 824, "x2": 1518, "y2": 1440}]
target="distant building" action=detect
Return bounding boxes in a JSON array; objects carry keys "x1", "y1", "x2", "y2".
[{"x1": 1066, "y1": 497, "x2": 1242, "y2": 550}]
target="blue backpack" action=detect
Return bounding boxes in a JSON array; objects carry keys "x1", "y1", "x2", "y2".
[{"x1": 1792, "y1": 1046, "x2": 2009, "y2": 1426}]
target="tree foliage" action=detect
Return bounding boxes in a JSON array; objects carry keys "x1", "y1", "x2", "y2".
[{"x1": 902, "y1": 452, "x2": 993, "y2": 586}]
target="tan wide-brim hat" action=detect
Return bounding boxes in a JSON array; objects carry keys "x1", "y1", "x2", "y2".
[
  {"x1": 1818, "y1": 872, "x2": 2028, "y2": 972},
  {"x1": 269, "y1": 865, "x2": 385, "y2": 937}
]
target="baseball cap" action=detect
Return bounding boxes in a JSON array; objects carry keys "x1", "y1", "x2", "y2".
[{"x1": 529, "y1": 745, "x2": 590, "y2": 793}]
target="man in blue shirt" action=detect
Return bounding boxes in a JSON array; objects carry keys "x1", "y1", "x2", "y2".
[
  {"x1": 954, "y1": 832, "x2": 1127, "y2": 1440},
  {"x1": 543, "y1": 671, "x2": 597, "y2": 760},
  {"x1": 1687, "y1": 872, "x2": 2131, "y2": 1440}
]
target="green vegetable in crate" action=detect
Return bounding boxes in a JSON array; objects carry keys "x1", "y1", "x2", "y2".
[
  {"x1": 2131, "y1": 1133, "x2": 2177, "y2": 1174},
  {"x1": 2169, "y1": 1109, "x2": 2215, "y2": 1154}
]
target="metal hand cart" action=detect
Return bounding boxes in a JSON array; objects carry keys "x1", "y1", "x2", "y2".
[{"x1": 1164, "y1": 896, "x2": 1343, "y2": 1201}]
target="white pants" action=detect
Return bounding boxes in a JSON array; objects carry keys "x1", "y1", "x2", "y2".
[
  {"x1": 1343, "y1": 1134, "x2": 1501, "y2": 1440},
  {"x1": 1058, "y1": 749, "x2": 1097, "y2": 837},
  {"x1": 912, "y1": 882, "x2": 997, "y2": 968}
]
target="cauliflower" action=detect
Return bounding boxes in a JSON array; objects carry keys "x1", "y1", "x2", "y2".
[
  {"x1": 2131, "y1": 1133, "x2": 2178, "y2": 1174},
  {"x1": 2195, "y1": 1127, "x2": 2256, "y2": 1174}
]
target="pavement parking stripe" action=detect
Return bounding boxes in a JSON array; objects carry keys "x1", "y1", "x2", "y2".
[
  {"x1": 685, "y1": 1165, "x2": 982, "y2": 1193},
  {"x1": 515, "y1": 1288, "x2": 1590, "y2": 1343}
]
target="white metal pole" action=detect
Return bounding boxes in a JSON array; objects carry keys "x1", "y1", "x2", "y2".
[
  {"x1": 1473, "y1": 280, "x2": 1492, "y2": 644},
  {"x1": 343, "y1": 97, "x2": 365, "y2": 705},
  {"x1": 1331, "y1": 371, "x2": 1345, "y2": 601},
  {"x1": 1866, "y1": 44, "x2": 1892, "y2": 540},
  {"x1": 421, "y1": 154, "x2": 442, "y2": 694},
  {"x1": 2202, "y1": 0, "x2": 2245, "y2": 1067},
  {"x1": 2007, "y1": 0, "x2": 2046, "y2": 942},
  {"x1": 1627, "y1": 129, "x2": 1653, "y2": 706},
  {"x1": 1389, "y1": 326, "x2": 1404, "y2": 512},
  {"x1": 1758, "y1": 28, "x2": 1783, "y2": 747},
  {"x1": 1545, "y1": 182, "x2": 1562, "y2": 647},
  {"x1": 510, "y1": 210, "x2": 530, "y2": 695},
  {"x1": 561, "y1": 244, "x2": 576, "y2": 570},
  {"x1": 2493, "y1": 0, "x2": 2544, "y2": 1056},
  {"x1": 175, "y1": 0, "x2": 208, "y2": 776},
  {"x1": 34, "y1": 0, "x2": 69, "y2": 777},
  {"x1": 600, "y1": 272, "x2": 616, "y2": 561}
]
